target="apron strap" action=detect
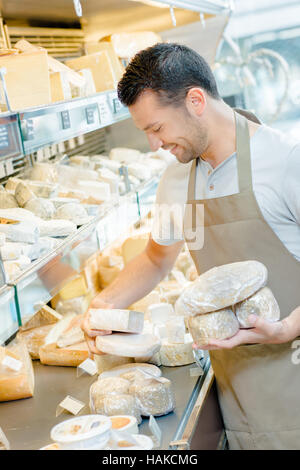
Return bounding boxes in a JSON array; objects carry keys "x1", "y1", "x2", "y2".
[
  {"x1": 235, "y1": 111, "x2": 253, "y2": 193},
  {"x1": 187, "y1": 157, "x2": 198, "y2": 201}
]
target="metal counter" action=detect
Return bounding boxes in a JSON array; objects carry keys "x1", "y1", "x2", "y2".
[{"x1": 0, "y1": 359, "x2": 211, "y2": 450}]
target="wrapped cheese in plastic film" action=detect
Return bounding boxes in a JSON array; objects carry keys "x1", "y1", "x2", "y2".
[
  {"x1": 90, "y1": 392, "x2": 142, "y2": 424},
  {"x1": 0, "y1": 342, "x2": 35, "y2": 402},
  {"x1": 29, "y1": 162, "x2": 58, "y2": 183},
  {"x1": 129, "y1": 375, "x2": 175, "y2": 417},
  {"x1": 234, "y1": 286, "x2": 280, "y2": 328},
  {"x1": 90, "y1": 376, "x2": 131, "y2": 398}
]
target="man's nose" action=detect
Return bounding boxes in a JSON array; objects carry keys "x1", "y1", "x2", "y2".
[{"x1": 147, "y1": 133, "x2": 163, "y2": 152}]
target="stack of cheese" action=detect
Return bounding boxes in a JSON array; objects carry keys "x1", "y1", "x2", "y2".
[
  {"x1": 90, "y1": 362, "x2": 175, "y2": 419},
  {"x1": 0, "y1": 342, "x2": 34, "y2": 402},
  {"x1": 175, "y1": 261, "x2": 280, "y2": 346}
]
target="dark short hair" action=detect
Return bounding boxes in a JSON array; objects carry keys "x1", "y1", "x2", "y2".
[{"x1": 117, "y1": 42, "x2": 220, "y2": 107}]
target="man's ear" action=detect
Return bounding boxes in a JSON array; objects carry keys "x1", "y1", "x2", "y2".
[{"x1": 185, "y1": 88, "x2": 206, "y2": 117}]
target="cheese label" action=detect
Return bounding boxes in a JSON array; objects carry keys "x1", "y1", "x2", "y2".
[
  {"x1": 76, "y1": 358, "x2": 98, "y2": 378},
  {"x1": 149, "y1": 415, "x2": 161, "y2": 448},
  {"x1": 56, "y1": 395, "x2": 86, "y2": 417},
  {"x1": 2, "y1": 355, "x2": 22, "y2": 372}
]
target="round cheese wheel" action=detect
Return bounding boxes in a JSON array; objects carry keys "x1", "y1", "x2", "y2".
[
  {"x1": 188, "y1": 308, "x2": 239, "y2": 346},
  {"x1": 176, "y1": 261, "x2": 268, "y2": 316},
  {"x1": 129, "y1": 377, "x2": 175, "y2": 417},
  {"x1": 90, "y1": 377, "x2": 130, "y2": 409},
  {"x1": 234, "y1": 286, "x2": 280, "y2": 328},
  {"x1": 0, "y1": 192, "x2": 18, "y2": 209},
  {"x1": 160, "y1": 334, "x2": 195, "y2": 367},
  {"x1": 24, "y1": 198, "x2": 55, "y2": 220},
  {"x1": 90, "y1": 393, "x2": 141, "y2": 423}
]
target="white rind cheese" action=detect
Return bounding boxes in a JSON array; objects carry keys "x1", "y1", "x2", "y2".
[
  {"x1": 38, "y1": 219, "x2": 77, "y2": 237},
  {"x1": 89, "y1": 309, "x2": 144, "y2": 334},
  {"x1": 0, "y1": 192, "x2": 19, "y2": 209},
  {"x1": 96, "y1": 333, "x2": 161, "y2": 358},
  {"x1": 24, "y1": 198, "x2": 55, "y2": 220},
  {"x1": 160, "y1": 333, "x2": 195, "y2": 367}
]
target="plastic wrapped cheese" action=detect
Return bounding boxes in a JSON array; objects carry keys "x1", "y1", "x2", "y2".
[
  {"x1": 96, "y1": 333, "x2": 161, "y2": 358},
  {"x1": 165, "y1": 316, "x2": 186, "y2": 344},
  {"x1": 94, "y1": 355, "x2": 134, "y2": 374},
  {"x1": 109, "y1": 147, "x2": 141, "y2": 164},
  {"x1": 0, "y1": 242, "x2": 23, "y2": 260},
  {"x1": 188, "y1": 308, "x2": 240, "y2": 346},
  {"x1": 0, "y1": 192, "x2": 18, "y2": 208},
  {"x1": 0, "y1": 220, "x2": 39, "y2": 244},
  {"x1": 55, "y1": 296, "x2": 89, "y2": 316},
  {"x1": 56, "y1": 315, "x2": 85, "y2": 348},
  {"x1": 5, "y1": 177, "x2": 23, "y2": 191},
  {"x1": 17, "y1": 325, "x2": 54, "y2": 359},
  {"x1": 129, "y1": 376, "x2": 175, "y2": 417},
  {"x1": 160, "y1": 333, "x2": 195, "y2": 367},
  {"x1": 24, "y1": 198, "x2": 55, "y2": 220},
  {"x1": 26, "y1": 181, "x2": 58, "y2": 198},
  {"x1": 15, "y1": 182, "x2": 36, "y2": 207},
  {"x1": 0, "y1": 342, "x2": 35, "y2": 401},
  {"x1": 54, "y1": 203, "x2": 91, "y2": 226},
  {"x1": 99, "y1": 362, "x2": 161, "y2": 379},
  {"x1": 29, "y1": 162, "x2": 58, "y2": 183},
  {"x1": 90, "y1": 393, "x2": 141, "y2": 424},
  {"x1": 177, "y1": 261, "x2": 268, "y2": 316},
  {"x1": 91, "y1": 376, "x2": 130, "y2": 397},
  {"x1": 89, "y1": 309, "x2": 144, "y2": 334},
  {"x1": 234, "y1": 286, "x2": 280, "y2": 328}
]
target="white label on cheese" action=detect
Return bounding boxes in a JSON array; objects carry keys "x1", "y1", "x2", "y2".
[
  {"x1": 76, "y1": 358, "x2": 98, "y2": 378},
  {"x1": 2, "y1": 355, "x2": 23, "y2": 372},
  {"x1": 98, "y1": 95, "x2": 113, "y2": 126},
  {"x1": 149, "y1": 415, "x2": 162, "y2": 448},
  {"x1": 56, "y1": 395, "x2": 86, "y2": 417}
]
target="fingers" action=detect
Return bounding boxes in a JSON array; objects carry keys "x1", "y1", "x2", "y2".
[
  {"x1": 81, "y1": 311, "x2": 111, "y2": 338},
  {"x1": 85, "y1": 334, "x2": 103, "y2": 356}
]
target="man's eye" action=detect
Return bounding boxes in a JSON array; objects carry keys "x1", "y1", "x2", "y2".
[{"x1": 153, "y1": 127, "x2": 161, "y2": 133}]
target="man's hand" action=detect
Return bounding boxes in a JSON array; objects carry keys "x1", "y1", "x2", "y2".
[
  {"x1": 193, "y1": 311, "x2": 299, "y2": 351},
  {"x1": 81, "y1": 295, "x2": 114, "y2": 355}
]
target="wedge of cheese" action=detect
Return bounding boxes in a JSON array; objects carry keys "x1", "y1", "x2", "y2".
[
  {"x1": 21, "y1": 305, "x2": 62, "y2": 331},
  {"x1": 89, "y1": 309, "x2": 144, "y2": 334},
  {"x1": 39, "y1": 342, "x2": 90, "y2": 367},
  {"x1": 17, "y1": 325, "x2": 54, "y2": 360},
  {"x1": 58, "y1": 275, "x2": 88, "y2": 300}
]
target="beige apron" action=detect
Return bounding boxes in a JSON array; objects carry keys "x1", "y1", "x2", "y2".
[{"x1": 184, "y1": 110, "x2": 300, "y2": 450}]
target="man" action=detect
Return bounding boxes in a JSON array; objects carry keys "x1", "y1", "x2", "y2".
[{"x1": 82, "y1": 43, "x2": 300, "y2": 449}]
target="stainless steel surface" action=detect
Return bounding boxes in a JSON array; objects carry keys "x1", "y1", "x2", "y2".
[{"x1": 0, "y1": 360, "x2": 204, "y2": 450}]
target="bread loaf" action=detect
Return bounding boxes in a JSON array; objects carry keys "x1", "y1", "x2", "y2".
[
  {"x1": 177, "y1": 261, "x2": 268, "y2": 316},
  {"x1": 188, "y1": 308, "x2": 239, "y2": 346},
  {"x1": 234, "y1": 286, "x2": 280, "y2": 328}
]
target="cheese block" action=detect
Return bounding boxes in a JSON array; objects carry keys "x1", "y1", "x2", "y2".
[
  {"x1": 50, "y1": 71, "x2": 72, "y2": 102},
  {"x1": 109, "y1": 147, "x2": 141, "y2": 164},
  {"x1": 65, "y1": 51, "x2": 118, "y2": 93},
  {"x1": 98, "y1": 255, "x2": 124, "y2": 288},
  {"x1": 0, "y1": 221, "x2": 39, "y2": 244},
  {"x1": 30, "y1": 163, "x2": 58, "y2": 183},
  {"x1": 15, "y1": 182, "x2": 36, "y2": 207},
  {"x1": 24, "y1": 198, "x2": 55, "y2": 220},
  {"x1": 128, "y1": 376, "x2": 175, "y2": 417},
  {"x1": 91, "y1": 156, "x2": 121, "y2": 173},
  {"x1": 94, "y1": 355, "x2": 134, "y2": 374},
  {"x1": 57, "y1": 315, "x2": 85, "y2": 348},
  {"x1": 147, "y1": 303, "x2": 174, "y2": 324},
  {"x1": 234, "y1": 286, "x2": 280, "y2": 328},
  {"x1": 0, "y1": 343, "x2": 34, "y2": 401},
  {"x1": 90, "y1": 393, "x2": 141, "y2": 423},
  {"x1": 165, "y1": 316, "x2": 186, "y2": 344},
  {"x1": 96, "y1": 333, "x2": 161, "y2": 358},
  {"x1": 5, "y1": 177, "x2": 23, "y2": 191},
  {"x1": 4, "y1": 256, "x2": 31, "y2": 278},
  {"x1": 55, "y1": 296, "x2": 89, "y2": 316},
  {"x1": 121, "y1": 235, "x2": 148, "y2": 265},
  {"x1": 27, "y1": 181, "x2": 58, "y2": 199},
  {"x1": 0, "y1": 192, "x2": 18, "y2": 209},
  {"x1": 160, "y1": 333, "x2": 195, "y2": 367},
  {"x1": 0, "y1": 427, "x2": 10, "y2": 450},
  {"x1": 17, "y1": 325, "x2": 54, "y2": 359},
  {"x1": 54, "y1": 202, "x2": 91, "y2": 226},
  {"x1": 23, "y1": 236, "x2": 58, "y2": 261},
  {"x1": 106, "y1": 32, "x2": 161, "y2": 59},
  {"x1": 59, "y1": 275, "x2": 88, "y2": 300},
  {"x1": 69, "y1": 156, "x2": 92, "y2": 168},
  {"x1": 38, "y1": 219, "x2": 77, "y2": 237},
  {"x1": 39, "y1": 341, "x2": 90, "y2": 367},
  {"x1": 0, "y1": 207, "x2": 40, "y2": 223},
  {"x1": 188, "y1": 308, "x2": 240, "y2": 346},
  {"x1": 50, "y1": 197, "x2": 80, "y2": 209},
  {"x1": 78, "y1": 180, "x2": 111, "y2": 201},
  {"x1": 127, "y1": 162, "x2": 149, "y2": 181},
  {"x1": 3, "y1": 261, "x2": 21, "y2": 280},
  {"x1": 57, "y1": 165, "x2": 98, "y2": 186},
  {"x1": 85, "y1": 42, "x2": 124, "y2": 80},
  {"x1": 91, "y1": 376, "x2": 131, "y2": 397},
  {"x1": 99, "y1": 362, "x2": 161, "y2": 379},
  {"x1": 177, "y1": 261, "x2": 268, "y2": 316},
  {"x1": 0, "y1": 242, "x2": 23, "y2": 260},
  {"x1": 21, "y1": 305, "x2": 62, "y2": 331},
  {"x1": 89, "y1": 309, "x2": 144, "y2": 334},
  {"x1": 44, "y1": 314, "x2": 77, "y2": 345},
  {"x1": 186, "y1": 265, "x2": 198, "y2": 282}
]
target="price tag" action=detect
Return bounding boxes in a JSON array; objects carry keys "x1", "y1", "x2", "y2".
[
  {"x1": 85, "y1": 106, "x2": 96, "y2": 125},
  {"x1": 61, "y1": 110, "x2": 71, "y2": 129},
  {"x1": 0, "y1": 427, "x2": 10, "y2": 450},
  {"x1": 98, "y1": 95, "x2": 112, "y2": 125},
  {"x1": 56, "y1": 395, "x2": 86, "y2": 417},
  {"x1": 36, "y1": 149, "x2": 44, "y2": 162},
  {"x1": 189, "y1": 366, "x2": 204, "y2": 377},
  {"x1": 2, "y1": 355, "x2": 22, "y2": 372},
  {"x1": 76, "y1": 358, "x2": 98, "y2": 378},
  {"x1": 149, "y1": 415, "x2": 162, "y2": 449},
  {"x1": 0, "y1": 125, "x2": 9, "y2": 150}
]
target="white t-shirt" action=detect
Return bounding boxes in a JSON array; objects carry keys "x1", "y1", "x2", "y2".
[{"x1": 151, "y1": 124, "x2": 300, "y2": 262}]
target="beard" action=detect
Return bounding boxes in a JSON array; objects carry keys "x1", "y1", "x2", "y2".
[{"x1": 170, "y1": 114, "x2": 209, "y2": 164}]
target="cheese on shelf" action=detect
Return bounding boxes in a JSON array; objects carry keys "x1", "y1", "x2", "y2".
[
  {"x1": 89, "y1": 309, "x2": 144, "y2": 334},
  {"x1": 0, "y1": 343, "x2": 35, "y2": 401},
  {"x1": 24, "y1": 198, "x2": 55, "y2": 220},
  {"x1": 59, "y1": 275, "x2": 88, "y2": 300},
  {"x1": 27, "y1": 181, "x2": 58, "y2": 199},
  {"x1": 56, "y1": 315, "x2": 85, "y2": 348},
  {"x1": 121, "y1": 235, "x2": 148, "y2": 265},
  {"x1": 17, "y1": 325, "x2": 54, "y2": 360},
  {"x1": 160, "y1": 333, "x2": 195, "y2": 367},
  {"x1": 21, "y1": 304, "x2": 62, "y2": 331},
  {"x1": 166, "y1": 316, "x2": 186, "y2": 344},
  {"x1": 39, "y1": 341, "x2": 90, "y2": 367},
  {"x1": 91, "y1": 376, "x2": 131, "y2": 397},
  {"x1": 38, "y1": 219, "x2": 77, "y2": 237},
  {"x1": 109, "y1": 147, "x2": 141, "y2": 164},
  {"x1": 99, "y1": 363, "x2": 161, "y2": 379},
  {"x1": 30, "y1": 163, "x2": 58, "y2": 183},
  {"x1": 50, "y1": 71, "x2": 72, "y2": 102},
  {"x1": 54, "y1": 203, "x2": 91, "y2": 225},
  {"x1": 0, "y1": 220, "x2": 39, "y2": 244},
  {"x1": 15, "y1": 182, "x2": 36, "y2": 208},
  {"x1": 90, "y1": 393, "x2": 141, "y2": 423},
  {"x1": 0, "y1": 192, "x2": 18, "y2": 209},
  {"x1": 5, "y1": 177, "x2": 23, "y2": 191},
  {"x1": 188, "y1": 308, "x2": 240, "y2": 346},
  {"x1": 147, "y1": 303, "x2": 174, "y2": 324},
  {"x1": 0, "y1": 242, "x2": 23, "y2": 261},
  {"x1": 55, "y1": 296, "x2": 90, "y2": 316},
  {"x1": 129, "y1": 376, "x2": 175, "y2": 417},
  {"x1": 94, "y1": 355, "x2": 134, "y2": 374},
  {"x1": 177, "y1": 261, "x2": 268, "y2": 316},
  {"x1": 78, "y1": 180, "x2": 111, "y2": 201},
  {"x1": 235, "y1": 286, "x2": 280, "y2": 328}
]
